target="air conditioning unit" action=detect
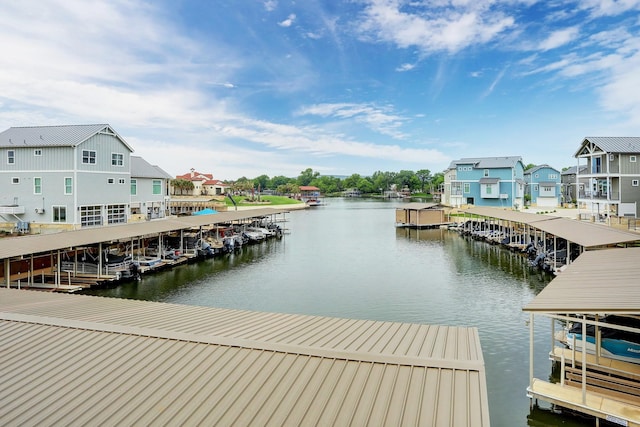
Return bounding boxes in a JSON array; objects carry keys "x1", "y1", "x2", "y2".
[{"x1": 35, "y1": 208, "x2": 45, "y2": 214}]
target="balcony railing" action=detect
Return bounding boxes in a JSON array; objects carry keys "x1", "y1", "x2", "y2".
[{"x1": 578, "y1": 191, "x2": 620, "y2": 201}]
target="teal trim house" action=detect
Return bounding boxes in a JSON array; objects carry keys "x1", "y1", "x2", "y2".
[
  {"x1": 444, "y1": 156, "x2": 525, "y2": 209},
  {"x1": 524, "y1": 165, "x2": 561, "y2": 208}
]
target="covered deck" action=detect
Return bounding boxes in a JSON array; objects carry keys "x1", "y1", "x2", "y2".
[
  {"x1": 0, "y1": 208, "x2": 288, "y2": 291},
  {"x1": 524, "y1": 247, "x2": 640, "y2": 426},
  {"x1": 395, "y1": 202, "x2": 451, "y2": 229}
]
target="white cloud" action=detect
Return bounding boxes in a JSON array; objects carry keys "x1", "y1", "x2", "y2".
[
  {"x1": 396, "y1": 63, "x2": 416, "y2": 71},
  {"x1": 356, "y1": 0, "x2": 515, "y2": 54},
  {"x1": 278, "y1": 13, "x2": 296, "y2": 27},
  {"x1": 296, "y1": 103, "x2": 409, "y2": 139},
  {"x1": 538, "y1": 27, "x2": 580, "y2": 51},
  {"x1": 577, "y1": 0, "x2": 640, "y2": 17},
  {"x1": 264, "y1": 0, "x2": 278, "y2": 12}
]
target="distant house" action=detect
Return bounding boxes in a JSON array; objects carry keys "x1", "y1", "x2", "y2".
[
  {"x1": 443, "y1": 156, "x2": 525, "y2": 209},
  {"x1": 130, "y1": 156, "x2": 172, "y2": 220},
  {"x1": 575, "y1": 136, "x2": 640, "y2": 218},
  {"x1": 524, "y1": 165, "x2": 561, "y2": 208},
  {"x1": 560, "y1": 165, "x2": 588, "y2": 205},
  {"x1": 0, "y1": 124, "x2": 134, "y2": 232},
  {"x1": 174, "y1": 169, "x2": 227, "y2": 196}
]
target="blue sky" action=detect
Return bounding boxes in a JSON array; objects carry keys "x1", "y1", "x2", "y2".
[{"x1": 1, "y1": 1, "x2": 639, "y2": 180}]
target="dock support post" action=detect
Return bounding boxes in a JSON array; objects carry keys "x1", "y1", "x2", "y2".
[
  {"x1": 529, "y1": 312, "x2": 534, "y2": 389},
  {"x1": 581, "y1": 315, "x2": 587, "y2": 404}
]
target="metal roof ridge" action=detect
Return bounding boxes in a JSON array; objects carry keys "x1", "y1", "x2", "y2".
[{"x1": 1, "y1": 311, "x2": 485, "y2": 371}]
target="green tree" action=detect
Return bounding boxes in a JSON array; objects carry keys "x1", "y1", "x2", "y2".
[
  {"x1": 253, "y1": 174, "x2": 270, "y2": 192},
  {"x1": 396, "y1": 170, "x2": 420, "y2": 192},
  {"x1": 371, "y1": 171, "x2": 396, "y2": 193},
  {"x1": 343, "y1": 173, "x2": 361, "y2": 189},
  {"x1": 357, "y1": 177, "x2": 374, "y2": 194},
  {"x1": 170, "y1": 178, "x2": 194, "y2": 195},
  {"x1": 431, "y1": 172, "x2": 444, "y2": 194},
  {"x1": 524, "y1": 163, "x2": 536, "y2": 171},
  {"x1": 416, "y1": 169, "x2": 432, "y2": 193},
  {"x1": 269, "y1": 175, "x2": 292, "y2": 189},
  {"x1": 276, "y1": 183, "x2": 300, "y2": 196},
  {"x1": 312, "y1": 175, "x2": 342, "y2": 194},
  {"x1": 297, "y1": 168, "x2": 319, "y2": 186}
]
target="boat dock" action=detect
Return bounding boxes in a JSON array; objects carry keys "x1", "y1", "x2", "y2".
[
  {"x1": 0, "y1": 208, "x2": 289, "y2": 292},
  {"x1": 452, "y1": 206, "x2": 640, "y2": 274},
  {"x1": 394, "y1": 202, "x2": 452, "y2": 229},
  {"x1": 524, "y1": 248, "x2": 640, "y2": 426}
]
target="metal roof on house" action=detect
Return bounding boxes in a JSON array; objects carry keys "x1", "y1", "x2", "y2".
[
  {"x1": 561, "y1": 165, "x2": 587, "y2": 175},
  {"x1": 523, "y1": 247, "x2": 640, "y2": 314},
  {"x1": 464, "y1": 207, "x2": 640, "y2": 248},
  {"x1": 0, "y1": 124, "x2": 134, "y2": 152},
  {"x1": 0, "y1": 208, "x2": 288, "y2": 259},
  {"x1": 574, "y1": 136, "x2": 640, "y2": 157},
  {"x1": 448, "y1": 156, "x2": 522, "y2": 169},
  {"x1": 131, "y1": 156, "x2": 172, "y2": 179},
  {"x1": 396, "y1": 202, "x2": 441, "y2": 210},
  {"x1": 524, "y1": 164, "x2": 560, "y2": 175},
  {"x1": 0, "y1": 289, "x2": 490, "y2": 426}
]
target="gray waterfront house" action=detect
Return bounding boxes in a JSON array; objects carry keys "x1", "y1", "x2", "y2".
[
  {"x1": 130, "y1": 156, "x2": 172, "y2": 221},
  {"x1": 575, "y1": 136, "x2": 640, "y2": 218},
  {"x1": 0, "y1": 124, "x2": 169, "y2": 233}
]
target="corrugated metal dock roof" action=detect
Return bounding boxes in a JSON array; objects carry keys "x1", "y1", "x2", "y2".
[
  {"x1": 464, "y1": 207, "x2": 640, "y2": 248},
  {"x1": 523, "y1": 247, "x2": 640, "y2": 314},
  {"x1": 0, "y1": 208, "x2": 287, "y2": 259},
  {"x1": 0, "y1": 289, "x2": 489, "y2": 426}
]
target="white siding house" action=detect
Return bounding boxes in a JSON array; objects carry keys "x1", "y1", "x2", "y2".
[
  {"x1": 0, "y1": 124, "x2": 134, "y2": 232},
  {"x1": 130, "y1": 156, "x2": 172, "y2": 220}
]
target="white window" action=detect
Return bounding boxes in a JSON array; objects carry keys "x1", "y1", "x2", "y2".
[
  {"x1": 7, "y1": 150, "x2": 15, "y2": 164},
  {"x1": 107, "y1": 204, "x2": 127, "y2": 224},
  {"x1": 64, "y1": 177, "x2": 72, "y2": 195},
  {"x1": 485, "y1": 184, "x2": 492, "y2": 194},
  {"x1": 633, "y1": 180, "x2": 639, "y2": 187},
  {"x1": 107, "y1": 178, "x2": 115, "y2": 184},
  {"x1": 463, "y1": 183, "x2": 470, "y2": 193},
  {"x1": 34, "y1": 149, "x2": 42, "y2": 156},
  {"x1": 534, "y1": 173, "x2": 539, "y2": 178},
  {"x1": 118, "y1": 178, "x2": 126, "y2": 184},
  {"x1": 82, "y1": 150, "x2": 96, "y2": 164},
  {"x1": 631, "y1": 156, "x2": 637, "y2": 163},
  {"x1": 34, "y1": 177, "x2": 42, "y2": 194},
  {"x1": 131, "y1": 179, "x2": 137, "y2": 195},
  {"x1": 548, "y1": 174, "x2": 557, "y2": 179},
  {"x1": 483, "y1": 169, "x2": 489, "y2": 177},
  {"x1": 11, "y1": 177, "x2": 19, "y2": 184},
  {"x1": 80, "y1": 206, "x2": 102, "y2": 227},
  {"x1": 111, "y1": 153, "x2": 124, "y2": 166},
  {"x1": 53, "y1": 206, "x2": 67, "y2": 223}
]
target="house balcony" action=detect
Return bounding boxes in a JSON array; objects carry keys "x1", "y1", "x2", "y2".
[
  {"x1": 578, "y1": 191, "x2": 620, "y2": 201},
  {"x1": 0, "y1": 205, "x2": 26, "y2": 215}
]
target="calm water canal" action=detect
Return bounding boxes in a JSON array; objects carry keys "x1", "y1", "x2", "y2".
[{"x1": 86, "y1": 198, "x2": 586, "y2": 427}]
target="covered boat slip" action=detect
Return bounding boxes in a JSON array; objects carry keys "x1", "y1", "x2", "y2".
[
  {"x1": 463, "y1": 206, "x2": 640, "y2": 248},
  {"x1": 0, "y1": 208, "x2": 288, "y2": 290},
  {"x1": 460, "y1": 206, "x2": 640, "y2": 274},
  {"x1": 0, "y1": 288, "x2": 490, "y2": 426},
  {"x1": 395, "y1": 203, "x2": 450, "y2": 228},
  {"x1": 523, "y1": 248, "x2": 640, "y2": 426}
]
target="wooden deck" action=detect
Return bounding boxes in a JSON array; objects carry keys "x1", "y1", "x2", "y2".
[
  {"x1": 527, "y1": 346, "x2": 640, "y2": 426},
  {"x1": 527, "y1": 378, "x2": 640, "y2": 426}
]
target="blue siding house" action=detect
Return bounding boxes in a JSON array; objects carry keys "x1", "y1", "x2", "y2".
[
  {"x1": 524, "y1": 165, "x2": 561, "y2": 208},
  {"x1": 445, "y1": 156, "x2": 525, "y2": 209}
]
